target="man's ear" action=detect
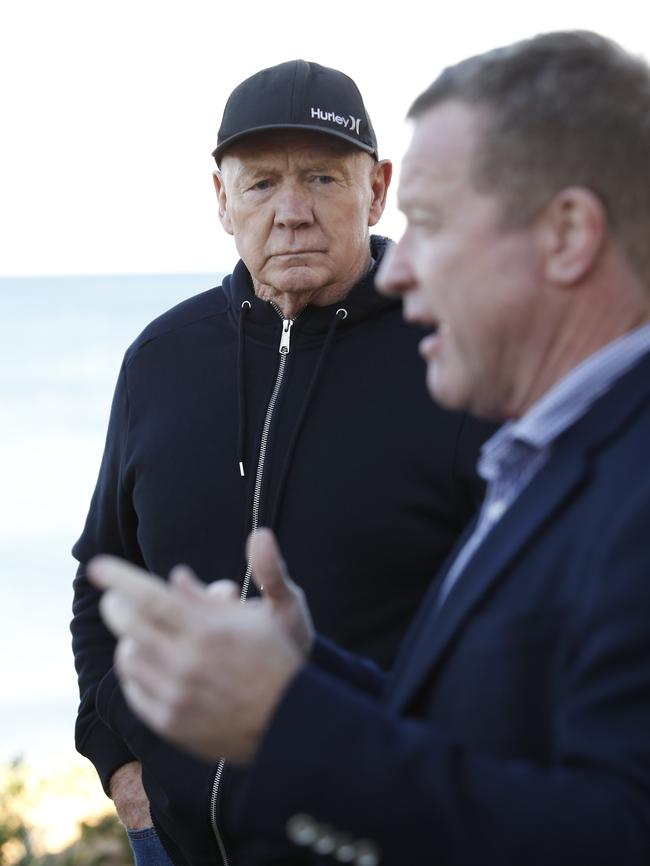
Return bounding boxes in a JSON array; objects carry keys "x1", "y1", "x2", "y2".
[
  {"x1": 539, "y1": 186, "x2": 607, "y2": 285},
  {"x1": 368, "y1": 159, "x2": 392, "y2": 227},
  {"x1": 213, "y1": 171, "x2": 233, "y2": 235}
]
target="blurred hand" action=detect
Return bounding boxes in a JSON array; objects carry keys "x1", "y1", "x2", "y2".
[
  {"x1": 163, "y1": 530, "x2": 313, "y2": 655},
  {"x1": 88, "y1": 540, "x2": 308, "y2": 763},
  {"x1": 109, "y1": 761, "x2": 152, "y2": 830}
]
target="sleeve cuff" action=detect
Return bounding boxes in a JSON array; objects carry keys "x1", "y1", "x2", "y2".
[
  {"x1": 75, "y1": 714, "x2": 136, "y2": 795},
  {"x1": 310, "y1": 635, "x2": 386, "y2": 695}
]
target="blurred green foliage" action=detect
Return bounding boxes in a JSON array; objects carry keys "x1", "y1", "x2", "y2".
[
  {"x1": 0, "y1": 759, "x2": 33, "y2": 866},
  {"x1": 37, "y1": 814, "x2": 132, "y2": 866},
  {"x1": 0, "y1": 760, "x2": 131, "y2": 866}
]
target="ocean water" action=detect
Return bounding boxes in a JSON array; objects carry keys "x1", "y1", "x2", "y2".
[{"x1": 0, "y1": 273, "x2": 222, "y2": 768}]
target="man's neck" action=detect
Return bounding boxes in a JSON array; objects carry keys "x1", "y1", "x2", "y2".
[
  {"x1": 252, "y1": 259, "x2": 372, "y2": 319},
  {"x1": 515, "y1": 303, "x2": 650, "y2": 418}
]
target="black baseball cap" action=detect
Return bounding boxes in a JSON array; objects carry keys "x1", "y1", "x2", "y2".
[{"x1": 212, "y1": 59, "x2": 378, "y2": 165}]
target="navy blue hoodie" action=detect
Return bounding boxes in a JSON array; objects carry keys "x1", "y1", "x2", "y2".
[{"x1": 71, "y1": 236, "x2": 492, "y2": 865}]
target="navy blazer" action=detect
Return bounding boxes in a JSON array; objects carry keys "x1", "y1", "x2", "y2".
[{"x1": 235, "y1": 350, "x2": 650, "y2": 866}]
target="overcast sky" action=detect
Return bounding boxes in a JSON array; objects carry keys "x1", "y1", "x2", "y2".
[{"x1": 1, "y1": 0, "x2": 649, "y2": 276}]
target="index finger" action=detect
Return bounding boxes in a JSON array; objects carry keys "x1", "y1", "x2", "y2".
[{"x1": 88, "y1": 555, "x2": 186, "y2": 632}]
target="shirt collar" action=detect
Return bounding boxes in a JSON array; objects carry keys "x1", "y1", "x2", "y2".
[{"x1": 479, "y1": 322, "x2": 650, "y2": 479}]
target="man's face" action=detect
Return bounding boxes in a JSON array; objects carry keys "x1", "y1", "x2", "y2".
[
  {"x1": 377, "y1": 101, "x2": 552, "y2": 420},
  {"x1": 215, "y1": 131, "x2": 389, "y2": 304}
]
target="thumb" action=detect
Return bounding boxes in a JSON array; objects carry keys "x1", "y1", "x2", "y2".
[{"x1": 247, "y1": 528, "x2": 293, "y2": 601}]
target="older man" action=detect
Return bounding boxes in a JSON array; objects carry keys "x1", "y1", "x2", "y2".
[
  {"x1": 91, "y1": 32, "x2": 650, "y2": 866},
  {"x1": 71, "y1": 61, "x2": 487, "y2": 865}
]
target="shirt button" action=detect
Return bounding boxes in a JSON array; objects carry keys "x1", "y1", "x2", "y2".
[
  {"x1": 286, "y1": 814, "x2": 318, "y2": 847},
  {"x1": 355, "y1": 839, "x2": 380, "y2": 866},
  {"x1": 312, "y1": 824, "x2": 338, "y2": 855},
  {"x1": 334, "y1": 834, "x2": 357, "y2": 862},
  {"x1": 486, "y1": 499, "x2": 506, "y2": 521}
]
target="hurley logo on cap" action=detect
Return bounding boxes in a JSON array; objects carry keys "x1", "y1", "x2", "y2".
[{"x1": 310, "y1": 107, "x2": 362, "y2": 135}]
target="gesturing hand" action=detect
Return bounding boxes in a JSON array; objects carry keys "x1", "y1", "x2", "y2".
[{"x1": 88, "y1": 530, "x2": 310, "y2": 763}]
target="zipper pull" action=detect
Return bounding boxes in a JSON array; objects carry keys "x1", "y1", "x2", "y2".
[{"x1": 279, "y1": 318, "x2": 293, "y2": 355}]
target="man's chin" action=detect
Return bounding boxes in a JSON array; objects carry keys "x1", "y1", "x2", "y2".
[
  {"x1": 427, "y1": 368, "x2": 502, "y2": 420},
  {"x1": 265, "y1": 267, "x2": 329, "y2": 294},
  {"x1": 426, "y1": 365, "x2": 466, "y2": 412}
]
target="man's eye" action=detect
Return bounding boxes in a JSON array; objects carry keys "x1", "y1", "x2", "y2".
[
  {"x1": 313, "y1": 175, "x2": 335, "y2": 185},
  {"x1": 250, "y1": 179, "x2": 272, "y2": 191}
]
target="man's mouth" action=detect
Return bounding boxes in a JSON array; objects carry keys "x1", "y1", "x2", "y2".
[{"x1": 272, "y1": 249, "x2": 324, "y2": 257}]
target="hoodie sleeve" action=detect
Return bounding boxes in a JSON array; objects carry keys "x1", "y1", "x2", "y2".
[{"x1": 70, "y1": 360, "x2": 144, "y2": 793}]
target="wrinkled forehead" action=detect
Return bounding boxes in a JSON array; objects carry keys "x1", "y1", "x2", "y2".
[{"x1": 220, "y1": 128, "x2": 362, "y2": 169}]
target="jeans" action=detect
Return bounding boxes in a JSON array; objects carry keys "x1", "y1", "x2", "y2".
[{"x1": 127, "y1": 827, "x2": 175, "y2": 866}]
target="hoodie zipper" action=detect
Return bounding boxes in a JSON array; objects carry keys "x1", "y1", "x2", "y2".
[{"x1": 210, "y1": 303, "x2": 300, "y2": 865}]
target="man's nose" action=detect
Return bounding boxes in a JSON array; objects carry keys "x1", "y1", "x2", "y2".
[{"x1": 274, "y1": 184, "x2": 314, "y2": 229}]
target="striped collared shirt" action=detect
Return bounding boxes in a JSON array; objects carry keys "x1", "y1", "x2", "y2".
[{"x1": 437, "y1": 321, "x2": 650, "y2": 607}]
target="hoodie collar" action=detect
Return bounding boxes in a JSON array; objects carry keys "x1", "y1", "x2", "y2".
[{"x1": 223, "y1": 235, "x2": 395, "y2": 342}]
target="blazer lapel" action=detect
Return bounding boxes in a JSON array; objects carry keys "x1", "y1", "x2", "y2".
[
  {"x1": 387, "y1": 349, "x2": 650, "y2": 712},
  {"x1": 387, "y1": 446, "x2": 587, "y2": 710}
]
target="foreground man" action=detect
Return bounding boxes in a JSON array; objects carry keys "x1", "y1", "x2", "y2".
[
  {"x1": 91, "y1": 30, "x2": 650, "y2": 864},
  {"x1": 71, "y1": 61, "x2": 487, "y2": 866}
]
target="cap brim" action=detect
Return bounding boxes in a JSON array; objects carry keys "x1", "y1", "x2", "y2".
[{"x1": 212, "y1": 123, "x2": 377, "y2": 164}]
